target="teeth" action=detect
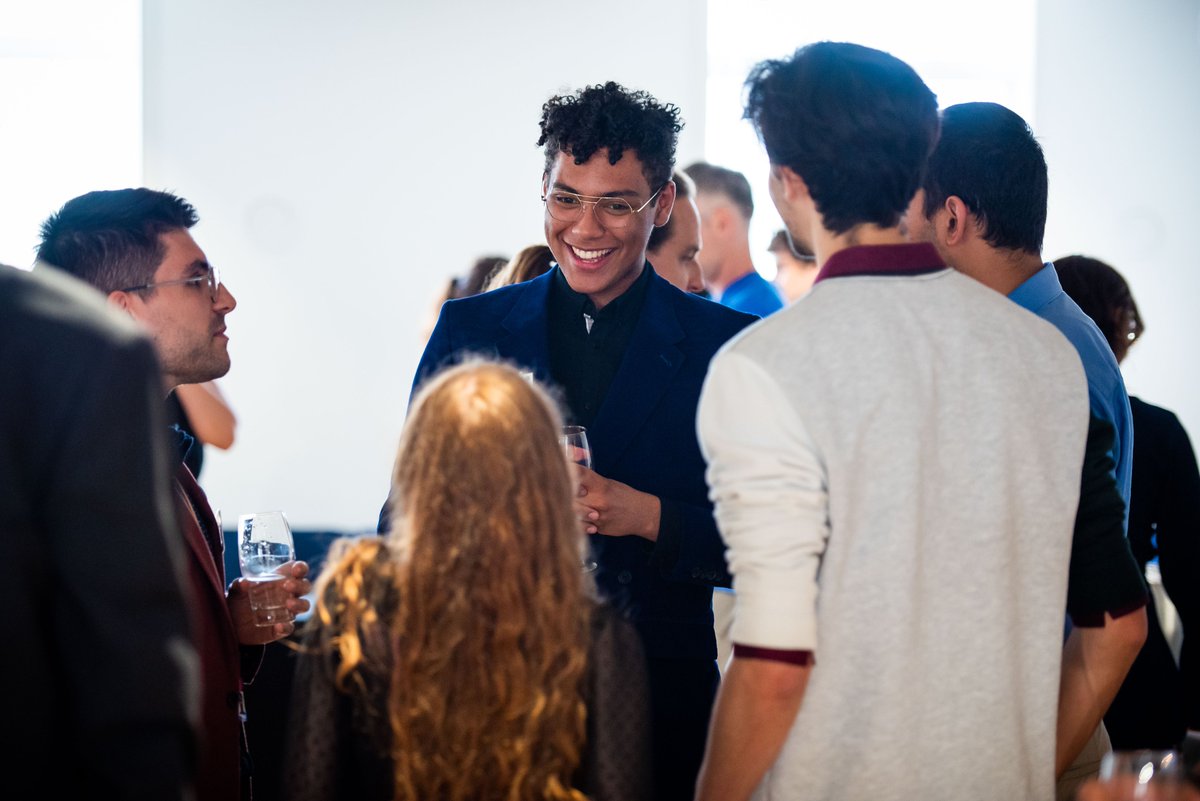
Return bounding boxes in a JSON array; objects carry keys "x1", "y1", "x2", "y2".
[{"x1": 571, "y1": 246, "x2": 613, "y2": 261}]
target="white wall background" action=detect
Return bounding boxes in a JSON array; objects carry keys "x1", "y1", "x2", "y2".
[
  {"x1": 1037, "y1": 0, "x2": 1200, "y2": 450},
  {"x1": 138, "y1": 0, "x2": 1199, "y2": 530},
  {"x1": 0, "y1": 0, "x2": 142, "y2": 268},
  {"x1": 142, "y1": 0, "x2": 708, "y2": 529}
]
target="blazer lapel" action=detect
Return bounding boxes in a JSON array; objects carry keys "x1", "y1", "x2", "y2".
[
  {"x1": 495, "y1": 270, "x2": 554, "y2": 379},
  {"x1": 175, "y1": 465, "x2": 226, "y2": 595},
  {"x1": 589, "y1": 272, "x2": 685, "y2": 469}
]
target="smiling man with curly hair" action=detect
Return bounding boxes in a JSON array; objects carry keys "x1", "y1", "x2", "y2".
[{"x1": 402, "y1": 81, "x2": 758, "y2": 801}]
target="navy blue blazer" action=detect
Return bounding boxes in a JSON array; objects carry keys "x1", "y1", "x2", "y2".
[{"x1": 413, "y1": 266, "x2": 757, "y2": 660}]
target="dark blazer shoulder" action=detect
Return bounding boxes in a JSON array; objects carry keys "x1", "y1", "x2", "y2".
[
  {"x1": 440, "y1": 280, "x2": 528, "y2": 325},
  {"x1": 657, "y1": 278, "x2": 759, "y2": 347}
]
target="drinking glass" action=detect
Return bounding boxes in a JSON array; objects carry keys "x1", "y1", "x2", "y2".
[
  {"x1": 238, "y1": 511, "x2": 296, "y2": 627},
  {"x1": 561, "y1": 425, "x2": 592, "y2": 469},
  {"x1": 1098, "y1": 749, "x2": 1187, "y2": 800},
  {"x1": 561, "y1": 426, "x2": 599, "y2": 573}
]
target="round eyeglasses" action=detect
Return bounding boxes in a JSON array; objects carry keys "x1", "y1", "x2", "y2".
[{"x1": 542, "y1": 184, "x2": 665, "y2": 228}]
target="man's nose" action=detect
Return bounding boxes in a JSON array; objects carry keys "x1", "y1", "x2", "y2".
[
  {"x1": 570, "y1": 202, "x2": 606, "y2": 236},
  {"x1": 214, "y1": 282, "x2": 237, "y2": 313}
]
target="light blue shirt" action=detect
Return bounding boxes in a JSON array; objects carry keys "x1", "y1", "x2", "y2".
[
  {"x1": 1009, "y1": 263, "x2": 1134, "y2": 526},
  {"x1": 719, "y1": 270, "x2": 784, "y2": 318}
]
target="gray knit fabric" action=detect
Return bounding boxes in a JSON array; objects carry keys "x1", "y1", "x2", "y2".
[{"x1": 698, "y1": 268, "x2": 1089, "y2": 801}]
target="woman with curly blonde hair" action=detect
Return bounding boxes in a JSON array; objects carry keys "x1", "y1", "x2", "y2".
[{"x1": 284, "y1": 361, "x2": 651, "y2": 801}]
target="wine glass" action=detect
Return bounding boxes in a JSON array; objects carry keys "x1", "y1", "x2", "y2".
[
  {"x1": 238, "y1": 511, "x2": 296, "y2": 627},
  {"x1": 561, "y1": 426, "x2": 598, "y2": 573},
  {"x1": 1097, "y1": 749, "x2": 1187, "y2": 800},
  {"x1": 561, "y1": 425, "x2": 592, "y2": 469}
]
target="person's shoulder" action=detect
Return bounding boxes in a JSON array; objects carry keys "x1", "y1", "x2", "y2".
[
  {"x1": 2, "y1": 265, "x2": 147, "y2": 350},
  {"x1": 1, "y1": 266, "x2": 158, "y2": 390},
  {"x1": 669, "y1": 283, "x2": 758, "y2": 333},
  {"x1": 437, "y1": 274, "x2": 542, "y2": 327},
  {"x1": 1130, "y1": 396, "x2": 1187, "y2": 434}
]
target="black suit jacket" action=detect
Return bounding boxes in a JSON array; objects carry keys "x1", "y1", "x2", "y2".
[
  {"x1": 0, "y1": 265, "x2": 197, "y2": 798},
  {"x1": 409, "y1": 267, "x2": 757, "y2": 660},
  {"x1": 1105, "y1": 396, "x2": 1200, "y2": 747}
]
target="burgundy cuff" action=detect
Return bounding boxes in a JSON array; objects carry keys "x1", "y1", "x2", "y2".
[
  {"x1": 1070, "y1": 595, "x2": 1149, "y2": 628},
  {"x1": 733, "y1": 644, "x2": 815, "y2": 666}
]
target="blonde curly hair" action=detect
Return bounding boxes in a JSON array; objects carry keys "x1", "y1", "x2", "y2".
[{"x1": 311, "y1": 361, "x2": 593, "y2": 800}]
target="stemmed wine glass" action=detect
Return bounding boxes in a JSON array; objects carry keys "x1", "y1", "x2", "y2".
[
  {"x1": 561, "y1": 425, "x2": 599, "y2": 573},
  {"x1": 238, "y1": 511, "x2": 296, "y2": 626}
]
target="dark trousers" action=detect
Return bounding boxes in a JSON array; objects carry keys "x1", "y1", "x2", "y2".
[{"x1": 646, "y1": 657, "x2": 720, "y2": 801}]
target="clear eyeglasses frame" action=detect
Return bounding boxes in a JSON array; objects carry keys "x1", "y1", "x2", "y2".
[
  {"x1": 118, "y1": 263, "x2": 222, "y2": 302},
  {"x1": 542, "y1": 183, "x2": 666, "y2": 228}
]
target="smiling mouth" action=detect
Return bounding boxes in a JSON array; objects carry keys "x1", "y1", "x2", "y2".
[{"x1": 570, "y1": 245, "x2": 615, "y2": 263}]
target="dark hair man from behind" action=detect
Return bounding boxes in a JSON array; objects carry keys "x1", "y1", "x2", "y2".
[
  {"x1": 410, "y1": 79, "x2": 757, "y2": 801},
  {"x1": 695, "y1": 42, "x2": 1144, "y2": 801},
  {"x1": 744, "y1": 44, "x2": 938, "y2": 240},
  {"x1": 906, "y1": 101, "x2": 1147, "y2": 797},
  {"x1": 919, "y1": 101, "x2": 1048, "y2": 254},
  {"x1": 683, "y1": 161, "x2": 783, "y2": 315},
  {"x1": 37, "y1": 188, "x2": 200, "y2": 293}
]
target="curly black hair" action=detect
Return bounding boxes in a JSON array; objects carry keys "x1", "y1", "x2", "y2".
[{"x1": 537, "y1": 81, "x2": 683, "y2": 189}]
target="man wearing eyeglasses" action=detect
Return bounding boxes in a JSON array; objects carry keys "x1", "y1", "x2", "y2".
[
  {"x1": 408, "y1": 81, "x2": 757, "y2": 801},
  {"x1": 36, "y1": 188, "x2": 312, "y2": 801}
]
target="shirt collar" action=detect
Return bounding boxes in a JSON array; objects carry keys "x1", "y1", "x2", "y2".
[
  {"x1": 167, "y1": 423, "x2": 196, "y2": 466},
  {"x1": 1007, "y1": 262, "x2": 1060, "y2": 314},
  {"x1": 814, "y1": 243, "x2": 945, "y2": 285},
  {"x1": 549, "y1": 261, "x2": 652, "y2": 320}
]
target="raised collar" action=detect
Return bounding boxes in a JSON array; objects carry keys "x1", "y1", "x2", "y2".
[
  {"x1": 549, "y1": 261, "x2": 652, "y2": 320},
  {"x1": 814, "y1": 242, "x2": 945, "y2": 285}
]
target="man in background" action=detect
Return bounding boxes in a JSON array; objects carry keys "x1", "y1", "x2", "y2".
[
  {"x1": 1, "y1": 262, "x2": 198, "y2": 799},
  {"x1": 684, "y1": 161, "x2": 783, "y2": 316},
  {"x1": 767, "y1": 229, "x2": 818, "y2": 303},
  {"x1": 648, "y1": 169, "x2": 705, "y2": 294}
]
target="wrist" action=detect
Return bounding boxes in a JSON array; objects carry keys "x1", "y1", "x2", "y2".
[{"x1": 641, "y1": 493, "x2": 662, "y2": 541}]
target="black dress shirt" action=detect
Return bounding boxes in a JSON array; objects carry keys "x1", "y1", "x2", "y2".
[
  {"x1": 546, "y1": 263, "x2": 682, "y2": 557},
  {"x1": 547, "y1": 264, "x2": 652, "y2": 428}
]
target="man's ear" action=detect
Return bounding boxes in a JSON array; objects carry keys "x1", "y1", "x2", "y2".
[
  {"x1": 942, "y1": 196, "x2": 973, "y2": 247},
  {"x1": 653, "y1": 179, "x2": 676, "y2": 228},
  {"x1": 776, "y1": 165, "x2": 810, "y2": 204},
  {"x1": 107, "y1": 290, "x2": 136, "y2": 317}
]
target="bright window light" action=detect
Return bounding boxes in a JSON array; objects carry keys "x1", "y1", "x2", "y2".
[
  {"x1": 0, "y1": 1, "x2": 142, "y2": 268},
  {"x1": 705, "y1": 0, "x2": 1036, "y2": 279}
]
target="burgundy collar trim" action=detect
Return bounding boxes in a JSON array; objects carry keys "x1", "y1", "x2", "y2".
[{"x1": 814, "y1": 243, "x2": 946, "y2": 285}]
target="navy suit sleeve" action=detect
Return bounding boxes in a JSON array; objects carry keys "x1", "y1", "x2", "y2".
[{"x1": 652, "y1": 498, "x2": 731, "y2": 587}]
